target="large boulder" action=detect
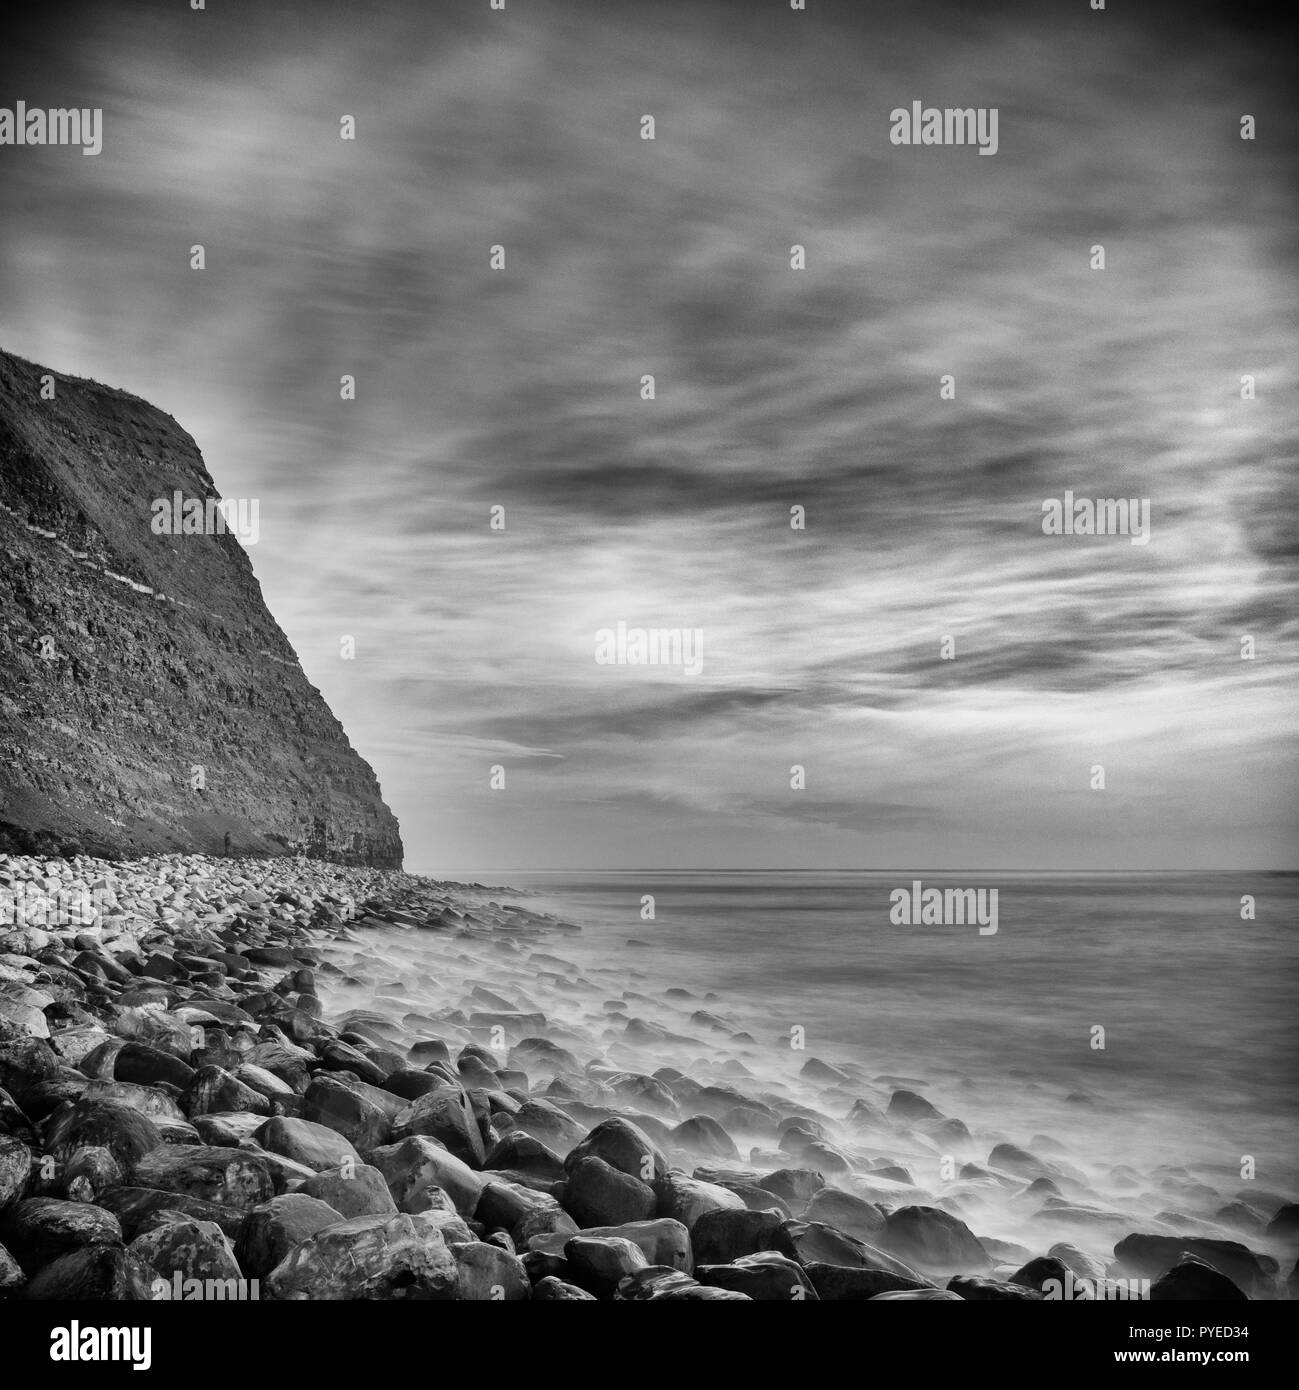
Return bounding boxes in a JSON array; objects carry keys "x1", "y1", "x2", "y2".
[
  {"x1": 696, "y1": 1250, "x2": 817, "y2": 1300},
  {"x1": 1, "y1": 1196, "x2": 122, "y2": 1273},
  {"x1": 691, "y1": 1207, "x2": 782, "y2": 1264},
  {"x1": 369, "y1": 1136, "x2": 484, "y2": 1218},
  {"x1": 302, "y1": 1075, "x2": 394, "y2": 1151},
  {"x1": 235, "y1": 1194, "x2": 347, "y2": 1279},
  {"x1": 23, "y1": 1243, "x2": 159, "y2": 1300},
  {"x1": 393, "y1": 1087, "x2": 485, "y2": 1168},
  {"x1": 264, "y1": 1211, "x2": 459, "y2": 1300},
  {"x1": 299, "y1": 1163, "x2": 397, "y2": 1219},
  {"x1": 564, "y1": 1235, "x2": 649, "y2": 1297},
  {"x1": 563, "y1": 1117, "x2": 667, "y2": 1181},
  {"x1": 1113, "y1": 1233, "x2": 1272, "y2": 1295},
  {"x1": 251, "y1": 1117, "x2": 359, "y2": 1174},
  {"x1": 450, "y1": 1239, "x2": 530, "y2": 1300},
  {"x1": 564, "y1": 1157, "x2": 656, "y2": 1228},
  {"x1": 1150, "y1": 1256, "x2": 1248, "y2": 1301},
  {"x1": 43, "y1": 1098, "x2": 164, "y2": 1169},
  {"x1": 130, "y1": 1144, "x2": 274, "y2": 1212},
  {"x1": 882, "y1": 1206, "x2": 991, "y2": 1272},
  {"x1": 654, "y1": 1172, "x2": 746, "y2": 1230},
  {"x1": 804, "y1": 1262, "x2": 932, "y2": 1299},
  {"x1": 129, "y1": 1217, "x2": 242, "y2": 1288},
  {"x1": 561, "y1": 1217, "x2": 691, "y2": 1272},
  {"x1": 803, "y1": 1188, "x2": 885, "y2": 1241}
]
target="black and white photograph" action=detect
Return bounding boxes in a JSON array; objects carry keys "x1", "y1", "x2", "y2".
[{"x1": 0, "y1": 0, "x2": 1295, "y2": 1362}]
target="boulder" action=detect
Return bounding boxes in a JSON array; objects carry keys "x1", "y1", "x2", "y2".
[
  {"x1": 264, "y1": 1211, "x2": 459, "y2": 1300},
  {"x1": 22, "y1": 1243, "x2": 159, "y2": 1300},
  {"x1": 803, "y1": 1187, "x2": 885, "y2": 1240},
  {"x1": 804, "y1": 1262, "x2": 932, "y2": 1299},
  {"x1": 564, "y1": 1156, "x2": 656, "y2": 1228},
  {"x1": 393, "y1": 1087, "x2": 485, "y2": 1168},
  {"x1": 949, "y1": 1274, "x2": 1044, "y2": 1301},
  {"x1": 882, "y1": 1205, "x2": 991, "y2": 1272},
  {"x1": 129, "y1": 1144, "x2": 274, "y2": 1212},
  {"x1": 252, "y1": 1117, "x2": 359, "y2": 1174},
  {"x1": 129, "y1": 1217, "x2": 242, "y2": 1286},
  {"x1": 1, "y1": 1196, "x2": 122, "y2": 1273},
  {"x1": 696, "y1": 1250, "x2": 817, "y2": 1300},
  {"x1": 450, "y1": 1239, "x2": 530, "y2": 1299},
  {"x1": 299, "y1": 1163, "x2": 397, "y2": 1219},
  {"x1": 564, "y1": 1235, "x2": 648, "y2": 1296},
  {"x1": 369, "y1": 1136, "x2": 484, "y2": 1218},
  {"x1": 691, "y1": 1207, "x2": 782, "y2": 1264},
  {"x1": 302, "y1": 1074, "x2": 394, "y2": 1151},
  {"x1": 235, "y1": 1194, "x2": 347, "y2": 1279},
  {"x1": 533, "y1": 1274, "x2": 596, "y2": 1300},
  {"x1": 654, "y1": 1171, "x2": 746, "y2": 1229},
  {"x1": 1150, "y1": 1256, "x2": 1248, "y2": 1301}
]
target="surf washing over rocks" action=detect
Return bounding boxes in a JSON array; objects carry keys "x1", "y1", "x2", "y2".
[{"x1": 0, "y1": 852, "x2": 1293, "y2": 1302}]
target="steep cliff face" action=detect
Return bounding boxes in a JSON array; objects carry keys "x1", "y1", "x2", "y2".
[{"x1": 0, "y1": 350, "x2": 403, "y2": 867}]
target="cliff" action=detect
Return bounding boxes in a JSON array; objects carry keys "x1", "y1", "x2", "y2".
[{"x1": 0, "y1": 349, "x2": 403, "y2": 867}]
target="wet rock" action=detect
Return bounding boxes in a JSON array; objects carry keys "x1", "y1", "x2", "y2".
[
  {"x1": 1011, "y1": 1254, "x2": 1072, "y2": 1291},
  {"x1": 774, "y1": 1220, "x2": 924, "y2": 1280},
  {"x1": 477, "y1": 1180, "x2": 574, "y2": 1242},
  {"x1": 882, "y1": 1205, "x2": 991, "y2": 1272},
  {"x1": 803, "y1": 1187, "x2": 885, "y2": 1240},
  {"x1": 566, "y1": 1217, "x2": 691, "y2": 1272},
  {"x1": 988, "y1": 1142, "x2": 1054, "y2": 1180},
  {"x1": 670, "y1": 1115, "x2": 740, "y2": 1161},
  {"x1": 655, "y1": 1171, "x2": 746, "y2": 1229},
  {"x1": 0, "y1": 1240, "x2": 22, "y2": 1296},
  {"x1": 691, "y1": 1207, "x2": 782, "y2": 1264},
  {"x1": 23, "y1": 1243, "x2": 159, "y2": 1300},
  {"x1": 299, "y1": 1163, "x2": 397, "y2": 1219},
  {"x1": 235, "y1": 1193, "x2": 348, "y2": 1279},
  {"x1": 451, "y1": 1238, "x2": 530, "y2": 1299},
  {"x1": 614, "y1": 1265, "x2": 751, "y2": 1300},
  {"x1": 44, "y1": 1098, "x2": 164, "y2": 1169},
  {"x1": 485, "y1": 1131, "x2": 565, "y2": 1182},
  {"x1": 113, "y1": 1041, "x2": 195, "y2": 1091},
  {"x1": 1, "y1": 1196, "x2": 122, "y2": 1273},
  {"x1": 302, "y1": 1074, "x2": 393, "y2": 1151},
  {"x1": 804, "y1": 1262, "x2": 932, "y2": 1299},
  {"x1": 369, "y1": 1135, "x2": 484, "y2": 1218},
  {"x1": 192, "y1": 1113, "x2": 265, "y2": 1148},
  {"x1": 252, "y1": 1117, "x2": 359, "y2": 1174},
  {"x1": 533, "y1": 1273, "x2": 596, "y2": 1300},
  {"x1": 564, "y1": 1156, "x2": 656, "y2": 1228},
  {"x1": 265, "y1": 1211, "x2": 458, "y2": 1299},
  {"x1": 564, "y1": 1234, "x2": 648, "y2": 1296},
  {"x1": 130, "y1": 1144, "x2": 274, "y2": 1211},
  {"x1": 1150, "y1": 1256, "x2": 1248, "y2": 1301},
  {"x1": 949, "y1": 1274, "x2": 1044, "y2": 1300},
  {"x1": 0, "y1": 1134, "x2": 32, "y2": 1208},
  {"x1": 393, "y1": 1087, "x2": 485, "y2": 1167},
  {"x1": 697, "y1": 1250, "x2": 817, "y2": 1300},
  {"x1": 512, "y1": 1098, "x2": 587, "y2": 1152},
  {"x1": 183, "y1": 1065, "x2": 271, "y2": 1118},
  {"x1": 887, "y1": 1089, "x2": 943, "y2": 1122},
  {"x1": 129, "y1": 1216, "x2": 242, "y2": 1285},
  {"x1": 98, "y1": 1187, "x2": 247, "y2": 1241},
  {"x1": 1114, "y1": 1233, "x2": 1272, "y2": 1295},
  {"x1": 756, "y1": 1168, "x2": 825, "y2": 1205},
  {"x1": 871, "y1": 1287, "x2": 964, "y2": 1300},
  {"x1": 62, "y1": 1145, "x2": 122, "y2": 1202}
]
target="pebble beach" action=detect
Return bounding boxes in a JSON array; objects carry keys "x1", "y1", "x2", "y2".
[{"x1": 0, "y1": 852, "x2": 1293, "y2": 1302}]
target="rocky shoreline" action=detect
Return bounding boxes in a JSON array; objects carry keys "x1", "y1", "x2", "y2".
[{"x1": 0, "y1": 852, "x2": 1293, "y2": 1301}]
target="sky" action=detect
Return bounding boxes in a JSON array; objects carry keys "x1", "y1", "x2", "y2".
[{"x1": 1, "y1": 0, "x2": 1296, "y2": 875}]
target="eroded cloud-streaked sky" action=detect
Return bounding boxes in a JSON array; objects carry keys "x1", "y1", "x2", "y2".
[{"x1": 2, "y1": 0, "x2": 1296, "y2": 874}]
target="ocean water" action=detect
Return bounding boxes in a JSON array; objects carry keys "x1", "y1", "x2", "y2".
[{"x1": 495, "y1": 871, "x2": 1299, "y2": 1190}]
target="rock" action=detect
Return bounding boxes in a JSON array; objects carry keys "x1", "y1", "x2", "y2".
[
  {"x1": 369, "y1": 1136, "x2": 484, "y2": 1218},
  {"x1": 0, "y1": 1134, "x2": 32, "y2": 1208},
  {"x1": 1113, "y1": 1233, "x2": 1271, "y2": 1295},
  {"x1": 564, "y1": 1217, "x2": 691, "y2": 1272},
  {"x1": 62, "y1": 1145, "x2": 122, "y2": 1202},
  {"x1": 43, "y1": 1098, "x2": 164, "y2": 1169},
  {"x1": 697, "y1": 1250, "x2": 818, "y2": 1300},
  {"x1": 949, "y1": 1274, "x2": 1044, "y2": 1300},
  {"x1": 183, "y1": 1066, "x2": 270, "y2": 1118},
  {"x1": 129, "y1": 1217, "x2": 241, "y2": 1286},
  {"x1": 614, "y1": 1266, "x2": 751, "y2": 1301},
  {"x1": 485, "y1": 1131, "x2": 565, "y2": 1182},
  {"x1": 988, "y1": 1142, "x2": 1053, "y2": 1179},
  {"x1": 393, "y1": 1087, "x2": 485, "y2": 1167},
  {"x1": 882, "y1": 1206, "x2": 991, "y2": 1272},
  {"x1": 23, "y1": 1243, "x2": 159, "y2": 1300},
  {"x1": 98, "y1": 1187, "x2": 247, "y2": 1241},
  {"x1": 1266, "y1": 1204, "x2": 1299, "y2": 1243},
  {"x1": 564, "y1": 1156, "x2": 656, "y2": 1228},
  {"x1": 0, "y1": 1038, "x2": 59, "y2": 1101},
  {"x1": 451, "y1": 1239, "x2": 530, "y2": 1299},
  {"x1": 235, "y1": 1194, "x2": 348, "y2": 1279},
  {"x1": 756, "y1": 1168, "x2": 825, "y2": 1204},
  {"x1": 252, "y1": 1117, "x2": 359, "y2": 1174},
  {"x1": 113, "y1": 1041, "x2": 195, "y2": 1091},
  {"x1": 192, "y1": 1113, "x2": 265, "y2": 1148},
  {"x1": 804, "y1": 1262, "x2": 932, "y2": 1299},
  {"x1": 564, "y1": 1234, "x2": 649, "y2": 1296},
  {"x1": 803, "y1": 1187, "x2": 885, "y2": 1240},
  {"x1": 1, "y1": 1196, "x2": 122, "y2": 1273},
  {"x1": 477, "y1": 1180, "x2": 575, "y2": 1243},
  {"x1": 670, "y1": 1115, "x2": 740, "y2": 1161},
  {"x1": 1150, "y1": 1256, "x2": 1248, "y2": 1301},
  {"x1": 887, "y1": 1089, "x2": 943, "y2": 1122},
  {"x1": 533, "y1": 1274, "x2": 596, "y2": 1300},
  {"x1": 1011, "y1": 1254, "x2": 1072, "y2": 1291},
  {"x1": 264, "y1": 1211, "x2": 458, "y2": 1299},
  {"x1": 691, "y1": 1207, "x2": 782, "y2": 1264},
  {"x1": 302, "y1": 1074, "x2": 393, "y2": 1151},
  {"x1": 130, "y1": 1144, "x2": 274, "y2": 1212},
  {"x1": 563, "y1": 1116, "x2": 666, "y2": 1180},
  {"x1": 299, "y1": 1163, "x2": 397, "y2": 1219},
  {"x1": 0, "y1": 1240, "x2": 22, "y2": 1296},
  {"x1": 511, "y1": 1098, "x2": 587, "y2": 1152},
  {"x1": 774, "y1": 1220, "x2": 925, "y2": 1280},
  {"x1": 654, "y1": 1171, "x2": 746, "y2": 1229}
]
